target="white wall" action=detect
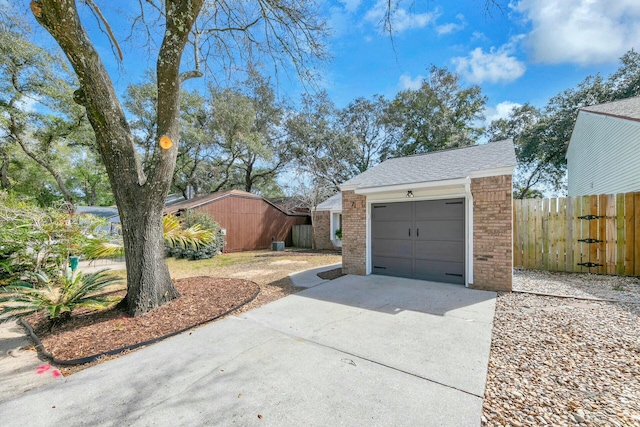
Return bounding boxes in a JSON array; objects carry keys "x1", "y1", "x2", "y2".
[{"x1": 567, "y1": 112, "x2": 640, "y2": 196}]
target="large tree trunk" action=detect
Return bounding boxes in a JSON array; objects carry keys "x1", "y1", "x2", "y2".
[
  {"x1": 120, "y1": 202, "x2": 178, "y2": 316},
  {"x1": 32, "y1": 0, "x2": 203, "y2": 315}
]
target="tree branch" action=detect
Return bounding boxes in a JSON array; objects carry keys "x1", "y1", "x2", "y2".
[
  {"x1": 32, "y1": 0, "x2": 146, "y2": 190},
  {"x1": 84, "y1": 0, "x2": 123, "y2": 62}
]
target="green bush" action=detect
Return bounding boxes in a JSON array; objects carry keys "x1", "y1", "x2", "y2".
[
  {"x1": 0, "y1": 192, "x2": 106, "y2": 285},
  {"x1": 166, "y1": 210, "x2": 225, "y2": 260},
  {"x1": 0, "y1": 268, "x2": 121, "y2": 325}
]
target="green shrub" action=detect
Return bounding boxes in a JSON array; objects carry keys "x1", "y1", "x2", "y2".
[
  {"x1": 166, "y1": 210, "x2": 225, "y2": 260},
  {"x1": 0, "y1": 268, "x2": 122, "y2": 325},
  {"x1": 85, "y1": 214, "x2": 214, "y2": 261},
  {"x1": 0, "y1": 192, "x2": 106, "y2": 285}
]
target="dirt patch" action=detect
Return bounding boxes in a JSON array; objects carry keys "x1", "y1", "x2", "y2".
[
  {"x1": 229, "y1": 269, "x2": 270, "y2": 278},
  {"x1": 317, "y1": 267, "x2": 345, "y2": 281},
  {"x1": 270, "y1": 259, "x2": 309, "y2": 265},
  {"x1": 255, "y1": 249, "x2": 340, "y2": 257}
]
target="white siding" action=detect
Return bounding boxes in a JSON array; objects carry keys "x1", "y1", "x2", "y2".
[{"x1": 567, "y1": 111, "x2": 640, "y2": 196}]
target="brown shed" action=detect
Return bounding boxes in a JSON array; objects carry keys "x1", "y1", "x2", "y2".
[{"x1": 164, "y1": 189, "x2": 310, "y2": 252}]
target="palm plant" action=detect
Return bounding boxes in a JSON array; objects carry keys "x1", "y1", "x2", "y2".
[
  {"x1": 84, "y1": 214, "x2": 214, "y2": 260},
  {"x1": 162, "y1": 214, "x2": 214, "y2": 249},
  {"x1": 0, "y1": 268, "x2": 122, "y2": 325}
]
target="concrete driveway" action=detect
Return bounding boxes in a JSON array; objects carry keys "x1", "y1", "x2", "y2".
[{"x1": 0, "y1": 274, "x2": 496, "y2": 426}]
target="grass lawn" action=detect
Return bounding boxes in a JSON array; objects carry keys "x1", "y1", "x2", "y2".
[{"x1": 165, "y1": 249, "x2": 341, "y2": 285}]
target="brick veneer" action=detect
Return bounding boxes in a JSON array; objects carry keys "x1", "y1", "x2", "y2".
[
  {"x1": 342, "y1": 190, "x2": 367, "y2": 275},
  {"x1": 470, "y1": 175, "x2": 513, "y2": 291},
  {"x1": 313, "y1": 210, "x2": 333, "y2": 250}
]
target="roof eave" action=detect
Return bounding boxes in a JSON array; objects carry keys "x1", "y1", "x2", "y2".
[
  {"x1": 468, "y1": 166, "x2": 516, "y2": 179},
  {"x1": 348, "y1": 166, "x2": 514, "y2": 196},
  {"x1": 339, "y1": 183, "x2": 358, "y2": 191},
  {"x1": 354, "y1": 177, "x2": 471, "y2": 195}
]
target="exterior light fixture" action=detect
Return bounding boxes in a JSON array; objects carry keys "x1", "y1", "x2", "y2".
[{"x1": 406, "y1": 190, "x2": 414, "y2": 198}]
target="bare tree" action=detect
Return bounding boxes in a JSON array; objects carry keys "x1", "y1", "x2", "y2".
[{"x1": 287, "y1": 180, "x2": 334, "y2": 249}]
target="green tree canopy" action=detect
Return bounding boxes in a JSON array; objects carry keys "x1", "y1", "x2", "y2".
[{"x1": 382, "y1": 65, "x2": 487, "y2": 158}]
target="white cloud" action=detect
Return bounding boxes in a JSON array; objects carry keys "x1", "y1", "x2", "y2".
[
  {"x1": 15, "y1": 95, "x2": 40, "y2": 113},
  {"x1": 515, "y1": 0, "x2": 640, "y2": 65},
  {"x1": 452, "y1": 37, "x2": 526, "y2": 84},
  {"x1": 471, "y1": 31, "x2": 488, "y2": 42},
  {"x1": 436, "y1": 14, "x2": 466, "y2": 35},
  {"x1": 484, "y1": 101, "x2": 522, "y2": 126},
  {"x1": 339, "y1": 0, "x2": 362, "y2": 14},
  {"x1": 398, "y1": 73, "x2": 423, "y2": 90},
  {"x1": 365, "y1": 0, "x2": 437, "y2": 33}
]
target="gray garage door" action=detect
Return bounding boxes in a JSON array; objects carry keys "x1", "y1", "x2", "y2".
[{"x1": 371, "y1": 199, "x2": 465, "y2": 285}]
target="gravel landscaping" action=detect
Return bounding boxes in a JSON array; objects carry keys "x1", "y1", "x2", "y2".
[{"x1": 483, "y1": 270, "x2": 640, "y2": 426}]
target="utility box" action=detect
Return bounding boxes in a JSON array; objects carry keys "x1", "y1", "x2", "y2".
[{"x1": 272, "y1": 241, "x2": 285, "y2": 251}]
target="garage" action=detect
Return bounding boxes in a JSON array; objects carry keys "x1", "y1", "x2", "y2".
[
  {"x1": 371, "y1": 199, "x2": 465, "y2": 284},
  {"x1": 339, "y1": 139, "x2": 517, "y2": 292}
]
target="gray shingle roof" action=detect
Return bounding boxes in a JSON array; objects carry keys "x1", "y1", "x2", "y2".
[
  {"x1": 316, "y1": 193, "x2": 342, "y2": 211},
  {"x1": 340, "y1": 139, "x2": 516, "y2": 190},
  {"x1": 581, "y1": 96, "x2": 640, "y2": 122},
  {"x1": 75, "y1": 206, "x2": 119, "y2": 219}
]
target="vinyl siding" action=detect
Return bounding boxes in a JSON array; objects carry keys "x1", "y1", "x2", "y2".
[{"x1": 567, "y1": 111, "x2": 640, "y2": 196}]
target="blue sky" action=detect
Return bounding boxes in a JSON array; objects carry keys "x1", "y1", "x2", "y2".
[
  {"x1": 314, "y1": 0, "x2": 640, "y2": 123},
  {"x1": 14, "y1": 0, "x2": 640, "y2": 125}
]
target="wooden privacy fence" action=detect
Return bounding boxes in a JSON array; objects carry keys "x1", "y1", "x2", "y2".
[
  {"x1": 292, "y1": 224, "x2": 313, "y2": 248},
  {"x1": 513, "y1": 192, "x2": 640, "y2": 276}
]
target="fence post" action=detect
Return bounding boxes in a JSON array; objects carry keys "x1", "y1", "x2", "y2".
[
  {"x1": 566, "y1": 197, "x2": 573, "y2": 271},
  {"x1": 625, "y1": 193, "x2": 635, "y2": 275},
  {"x1": 635, "y1": 192, "x2": 640, "y2": 276}
]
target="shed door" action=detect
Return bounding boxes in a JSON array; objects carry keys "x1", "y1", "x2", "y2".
[{"x1": 371, "y1": 199, "x2": 465, "y2": 285}]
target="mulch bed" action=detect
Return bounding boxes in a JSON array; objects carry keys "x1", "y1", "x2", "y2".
[
  {"x1": 26, "y1": 277, "x2": 259, "y2": 363},
  {"x1": 317, "y1": 267, "x2": 345, "y2": 280}
]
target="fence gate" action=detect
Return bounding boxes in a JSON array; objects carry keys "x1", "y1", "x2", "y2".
[
  {"x1": 513, "y1": 192, "x2": 640, "y2": 276},
  {"x1": 293, "y1": 224, "x2": 313, "y2": 248}
]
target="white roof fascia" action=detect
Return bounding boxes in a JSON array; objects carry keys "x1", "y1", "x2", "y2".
[
  {"x1": 468, "y1": 166, "x2": 515, "y2": 179},
  {"x1": 354, "y1": 177, "x2": 470, "y2": 195},
  {"x1": 339, "y1": 183, "x2": 359, "y2": 191}
]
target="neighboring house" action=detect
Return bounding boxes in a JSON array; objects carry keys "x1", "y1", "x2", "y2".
[
  {"x1": 164, "y1": 189, "x2": 310, "y2": 252},
  {"x1": 313, "y1": 193, "x2": 342, "y2": 250},
  {"x1": 165, "y1": 193, "x2": 187, "y2": 207},
  {"x1": 567, "y1": 97, "x2": 640, "y2": 196},
  {"x1": 339, "y1": 139, "x2": 517, "y2": 291},
  {"x1": 75, "y1": 206, "x2": 120, "y2": 233}
]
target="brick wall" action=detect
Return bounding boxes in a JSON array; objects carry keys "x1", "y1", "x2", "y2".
[
  {"x1": 471, "y1": 175, "x2": 513, "y2": 291},
  {"x1": 342, "y1": 190, "x2": 367, "y2": 275},
  {"x1": 313, "y1": 210, "x2": 333, "y2": 250}
]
